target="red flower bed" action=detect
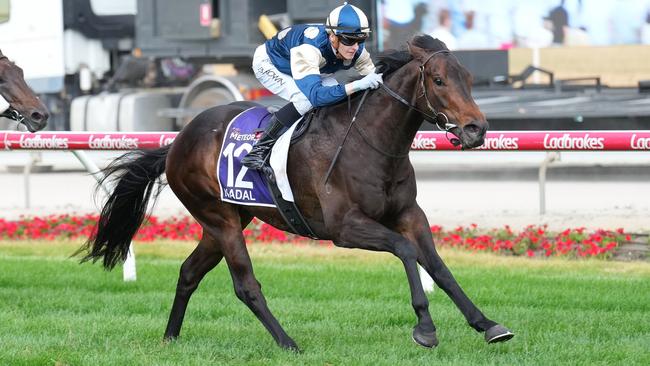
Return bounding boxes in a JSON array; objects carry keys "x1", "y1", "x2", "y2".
[
  {"x1": 431, "y1": 223, "x2": 630, "y2": 259},
  {"x1": 0, "y1": 215, "x2": 631, "y2": 259}
]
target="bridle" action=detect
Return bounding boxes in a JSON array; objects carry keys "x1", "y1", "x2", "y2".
[
  {"x1": 0, "y1": 107, "x2": 25, "y2": 123},
  {"x1": 379, "y1": 50, "x2": 459, "y2": 137},
  {"x1": 323, "y1": 50, "x2": 462, "y2": 185},
  {"x1": 0, "y1": 90, "x2": 28, "y2": 128}
]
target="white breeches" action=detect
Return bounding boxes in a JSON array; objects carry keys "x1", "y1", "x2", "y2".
[{"x1": 252, "y1": 44, "x2": 338, "y2": 115}]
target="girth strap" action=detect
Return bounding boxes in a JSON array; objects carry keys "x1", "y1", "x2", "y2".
[{"x1": 261, "y1": 165, "x2": 318, "y2": 239}]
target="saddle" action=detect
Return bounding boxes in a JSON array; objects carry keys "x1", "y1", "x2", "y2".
[
  {"x1": 261, "y1": 108, "x2": 317, "y2": 239},
  {"x1": 217, "y1": 104, "x2": 318, "y2": 239}
]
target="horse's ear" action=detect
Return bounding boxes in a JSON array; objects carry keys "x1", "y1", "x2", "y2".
[{"x1": 407, "y1": 41, "x2": 427, "y2": 60}]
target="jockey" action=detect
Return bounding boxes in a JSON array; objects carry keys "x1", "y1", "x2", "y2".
[{"x1": 241, "y1": 2, "x2": 383, "y2": 169}]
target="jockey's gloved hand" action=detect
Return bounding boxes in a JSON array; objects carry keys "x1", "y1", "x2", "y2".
[{"x1": 346, "y1": 73, "x2": 383, "y2": 94}]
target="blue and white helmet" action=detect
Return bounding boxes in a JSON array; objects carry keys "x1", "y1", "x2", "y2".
[{"x1": 325, "y1": 2, "x2": 371, "y2": 36}]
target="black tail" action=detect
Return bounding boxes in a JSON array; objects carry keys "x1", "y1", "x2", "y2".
[{"x1": 77, "y1": 145, "x2": 171, "y2": 269}]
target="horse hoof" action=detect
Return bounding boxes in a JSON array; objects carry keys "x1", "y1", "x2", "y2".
[
  {"x1": 485, "y1": 324, "x2": 514, "y2": 344},
  {"x1": 280, "y1": 340, "x2": 301, "y2": 353},
  {"x1": 163, "y1": 335, "x2": 178, "y2": 343},
  {"x1": 412, "y1": 327, "x2": 438, "y2": 348}
]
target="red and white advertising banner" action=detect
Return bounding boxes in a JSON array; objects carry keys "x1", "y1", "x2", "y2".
[
  {"x1": 0, "y1": 132, "x2": 177, "y2": 151},
  {"x1": 2, "y1": 131, "x2": 650, "y2": 151},
  {"x1": 411, "y1": 131, "x2": 650, "y2": 151}
]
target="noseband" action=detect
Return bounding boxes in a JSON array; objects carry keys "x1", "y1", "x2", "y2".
[
  {"x1": 379, "y1": 50, "x2": 458, "y2": 133},
  {"x1": 0, "y1": 94, "x2": 27, "y2": 128},
  {"x1": 0, "y1": 108, "x2": 25, "y2": 123}
]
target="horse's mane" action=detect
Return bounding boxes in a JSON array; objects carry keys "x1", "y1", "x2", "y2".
[
  {"x1": 375, "y1": 35, "x2": 449, "y2": 75},
  {"x1": 320, "y1": 35, "x2": 449, "y2": 107}
]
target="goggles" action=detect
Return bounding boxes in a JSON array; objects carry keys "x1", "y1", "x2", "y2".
[{"x1": 337, "y1": 33, "x2": 368, "y2": 46}]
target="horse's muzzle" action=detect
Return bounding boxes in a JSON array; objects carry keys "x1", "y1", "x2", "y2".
[
  {"x1": 22, "y1": 108, "x2": 49, "y2": 132},
  {"x1": 459, "y1": 120, "x2": 488, "y2": 149}
]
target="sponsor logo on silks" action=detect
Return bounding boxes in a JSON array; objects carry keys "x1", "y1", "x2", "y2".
[
  {"x1": 475, "y1": 134, "x2": 519, "y2": 150},
  {"x1": 411, "y1": 134, "x2": 437, "y2": 150},
  {"x1": 630, "y1": 134, "x2": 650, "y2": 150},
  {"x1": 88, "y1": 135, "x2": 139, "y2": 150},
  {"x1": 543, "y1": 133, "x2": 605, "y2": 150},
  {"x1": 159, "y1": 135, "x2": 175, "y2": 147},
  {"x1": 18, "y1": 134, "x2": 69, "y2": 149},
  {"x1": 229, "y1": 128, "x2": 257, "y2": 142}
]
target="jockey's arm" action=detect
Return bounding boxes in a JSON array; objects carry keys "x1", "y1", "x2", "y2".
[
  {"x1": 353, "y1": 48, "x2": 376, "y2": 76},
  {"x1": 290, "y1": 44, "x2": 347, "y2": 107}
]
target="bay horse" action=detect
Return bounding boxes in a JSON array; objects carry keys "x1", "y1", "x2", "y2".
[
  {"x1": 0, "y1": 50, "x2": 49, "y2": 132},
  {"x1": 79, "y1": 35, "x2": 514, "y2": 350}
]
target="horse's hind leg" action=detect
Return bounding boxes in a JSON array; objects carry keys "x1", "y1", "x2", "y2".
[
  {"x1": 216, "y1": 226, "x2": 299, "y2": 351},
  {"x1": 398, "y1": 205, "x2": 514, "y2": 344},
  {"x1": 164, "y1": 233, "x2": 223, "y2": 340},
  {"x1": 183, "y1": 199, "x2": 298, "y2": 350}
]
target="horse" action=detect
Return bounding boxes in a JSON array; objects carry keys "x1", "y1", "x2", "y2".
[
  {"x1": 0, "y1": 50, "x2": 49, "y2": 132},
  {"x1": 78, "y1": 35, "x2": 514, "y2": 350}
]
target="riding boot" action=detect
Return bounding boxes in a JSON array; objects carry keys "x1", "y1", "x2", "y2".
[
  {"x1": 242, "y1": 103, "x2": 302, "y2": 170},
  {"x1": 241, "y1": 116, "x2": 286, "y2": 169}
]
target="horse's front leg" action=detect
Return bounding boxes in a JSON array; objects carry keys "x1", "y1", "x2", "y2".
[
  {"x1": 397, "y1": 205, "x2": 515, "y2": 344},
  {"x1": 334, "y1": 208, "x2": 438, "y2": 348}
]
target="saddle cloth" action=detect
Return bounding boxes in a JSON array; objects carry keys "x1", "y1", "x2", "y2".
[{"x1": 216, "y1": 106, "x2": 299, "y2": 207}]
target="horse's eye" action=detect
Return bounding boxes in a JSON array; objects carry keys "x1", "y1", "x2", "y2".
[{"x1": 434, "y1": 77, "x2": 444, "y2": 86}]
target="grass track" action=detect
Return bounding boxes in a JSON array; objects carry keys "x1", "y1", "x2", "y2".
[{"x1": 1, "y1": 241, "x2": 649, "y2": 365}]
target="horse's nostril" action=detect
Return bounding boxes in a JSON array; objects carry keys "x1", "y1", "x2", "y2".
[
  {"x1": 463, "y1": 121, "x2": 488, "y2": 136},
  {"x1": 31, "y1": 112, "x2": 44, "y2": 122},
  {"x1": 464, "y1": 123, "x2": 481, "y2": 135}
]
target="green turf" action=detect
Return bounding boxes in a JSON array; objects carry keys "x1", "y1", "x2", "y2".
[{"x1": 0, "y1": 241, "x2": 649, "y2": 365}]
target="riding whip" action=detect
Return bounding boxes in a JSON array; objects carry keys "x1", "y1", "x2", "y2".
[{"x1": 322, "y1": 89, "x2": 370, "y2": 187}]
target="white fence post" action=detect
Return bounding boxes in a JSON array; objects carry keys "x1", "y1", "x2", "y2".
[{"x1": 538, "y1": 151, "x2": 560, "y2": 215}]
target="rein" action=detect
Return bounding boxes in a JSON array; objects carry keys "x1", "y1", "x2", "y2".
[
  {"x1": 357, "y1": 50, "x2": 460, "y2": 156},
  {"x1": 322, "y1": 49, "x2": 461, "y2": 186},
  {"x1": 323, "y1": 89, "x2": 371, "y2": 186}
]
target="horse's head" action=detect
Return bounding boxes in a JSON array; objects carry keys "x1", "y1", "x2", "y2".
[
  {"x1": 0, "y1": 53, "x2": 49, "y2": 132},
  {"x1": 407, "y1": 36, "x2": 487, "y2": 149}
]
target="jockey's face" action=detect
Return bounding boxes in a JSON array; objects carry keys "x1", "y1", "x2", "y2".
[{"x1": 329, "y1": 33, "x2": 359, "y2": 61}]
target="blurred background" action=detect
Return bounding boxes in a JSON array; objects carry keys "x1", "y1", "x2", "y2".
[
  {"x1": 0, "y1": 0, "x2": 649, "y2": 230},
  {"x1": 2, "y1": 0, "x2": 650, "y2": 131}
]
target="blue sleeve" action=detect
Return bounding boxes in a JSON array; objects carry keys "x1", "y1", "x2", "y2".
[{"x1": 295, "y1": 74, "x2": 347, "y2": 107}]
